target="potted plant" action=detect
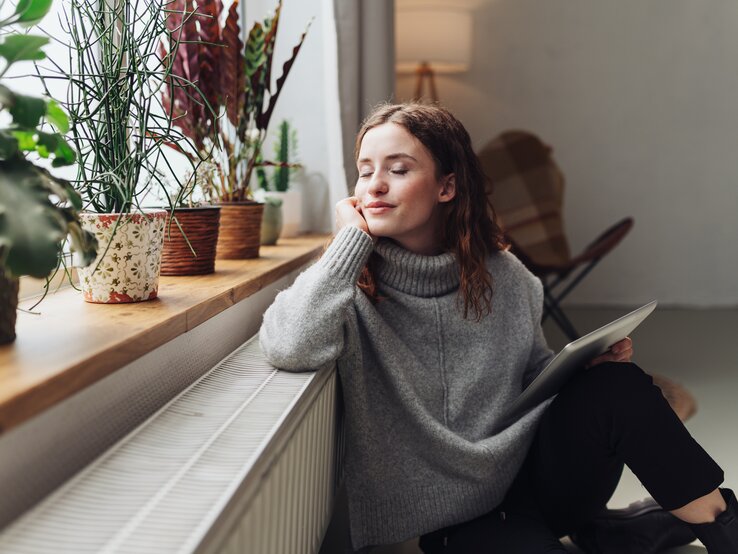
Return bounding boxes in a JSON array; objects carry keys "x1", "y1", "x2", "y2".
[
  {"x1": 253, "y1": 187, "x2": 282, "y2": 245},
  {"x1": 158, "y1": 166, "x2": 221, "y2": 276},
  {"x1": 41, "y1": 0, "x2": 196, "y2": 302},
  {"x1": 0, "y1": 0, "x2": 97, "y2": 343},
  {"x1": 256, "y1": 118, "x2": 302, "y2": 240},
  {"x1": 161, "y1": 0, "x2": 310, "y2": 259}
]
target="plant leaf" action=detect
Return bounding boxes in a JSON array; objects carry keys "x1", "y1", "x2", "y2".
[
  {"x1": 13, "y1": 130, "x2": 38, "y2": 152},
  {"x1": 8, "y1": 91, "x2": 47, "y2": 128},
  {"x1": 221, "y1": 0, "x2": 245, "y2": 127},
  {"x1": 45, "y1": 99, "x2": 69, "y2": 133},
  {"x1": 197, "y1": 0, "x2": 223, "y2": 135},
  {"x1": 66, "y1": 219, "x2": 97, "y2": 268},
  {"x1": 259, "y1": 19, "x2": 312, "y2": 131},
  {"x1": 36, "y1": 131, "x2": 75, "y2": 166},
  {"x1": 245, "y1": 21, "x2": 267, "y2": 128},
  {"x1": 262, "y1": 0, "x2": 281, "y2": 93},
  {"x1": 164, "y1": 0, "x2": 184, "y2": 33},
  {"x1": 10, "y1": 128, "x2": 76, "y2": 166},
  {"x1": 161, "y1": 1, "x2": 202, "y2": 149},
  {"x1": 0, "y1": 34, "x2": 48, "y2": 66},
  {"x1": 0, "y1": 160, "x2": 67, "y2": 277},
  {"x1": 182, "y1": 0, "x2": 200, "y2": 114},
  {"x1": 0, "y1": 130, "x2": 19, "y2": 159},
  {"x1": 14, "y1": 0, "x2": 53, "y2": 25}
]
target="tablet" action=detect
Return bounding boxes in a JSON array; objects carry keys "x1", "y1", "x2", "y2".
[{"x1": 494, "y1": 300, "x2": 658, "y2": 432}]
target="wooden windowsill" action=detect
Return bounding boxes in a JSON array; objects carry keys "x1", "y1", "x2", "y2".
[{"x1": 0, "y1": 234, "x2": 330, "y2": 436}]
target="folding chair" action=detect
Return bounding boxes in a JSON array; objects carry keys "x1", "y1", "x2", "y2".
[{"x1": 477, "y1": 130, "x2": 634, "y2": 341}]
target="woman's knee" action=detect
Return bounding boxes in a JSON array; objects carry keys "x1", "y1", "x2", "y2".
[
  {"x1": 554, "y1": 362, "x2": 655, "y2": 417},
  {"x1": 573, "y1": 361, "x2": 651, "y2": 394}
]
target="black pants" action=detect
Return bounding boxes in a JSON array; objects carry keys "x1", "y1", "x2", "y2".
[{"x1": 419, "y1": 362, "x2": 724, "y2": 553}]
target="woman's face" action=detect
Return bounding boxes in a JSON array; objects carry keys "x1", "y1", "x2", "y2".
[{"x1": 355, "y1": 123, "x2": 455, "y2": 255}]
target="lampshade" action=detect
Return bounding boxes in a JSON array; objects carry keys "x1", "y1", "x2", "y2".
[{"x1": 395, "y1": 7, "x2": 472, "y2": 74}]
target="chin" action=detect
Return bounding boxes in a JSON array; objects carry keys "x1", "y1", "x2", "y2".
[{"x1": 366, "y1": 222, "x2": 393, "y2": 238}]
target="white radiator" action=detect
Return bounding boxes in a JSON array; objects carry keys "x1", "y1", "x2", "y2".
[{"x1": 0, "y1": 337, "x2": 340, "y2": 554}]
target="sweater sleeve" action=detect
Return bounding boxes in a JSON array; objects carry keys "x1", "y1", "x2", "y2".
[
  {"x1": 522, "y1": 276, "x2": 555, "y2": 389},
  {"x1": 259, "y1": 225, "x2": 374, "y2": 372}
]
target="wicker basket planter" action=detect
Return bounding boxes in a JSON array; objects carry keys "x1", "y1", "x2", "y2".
[
  {"x1": 160, "y1": 206, "x2": 221, "y2": 275},
  {"x1": 0, "y1": 268, "x2": 19, "y2": 345},
  {"x1": 78, "y1": 210, "x2": 167, "y2": 303},
  {"x1": 215, "y1": 201, "x2": 264, "y2": 259}
]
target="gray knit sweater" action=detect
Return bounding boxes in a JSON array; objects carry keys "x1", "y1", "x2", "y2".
[{"x1": 259, "y1": 225, "x2": 554, "y2": 550}]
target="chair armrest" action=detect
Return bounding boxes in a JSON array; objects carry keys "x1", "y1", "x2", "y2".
[{"x1": 569, "y1": 217, "x2": 634, "y2": 266}]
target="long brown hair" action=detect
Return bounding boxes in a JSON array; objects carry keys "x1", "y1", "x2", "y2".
[{"x1": 355, "y1": 102, "x2": 507, "y2": 320}]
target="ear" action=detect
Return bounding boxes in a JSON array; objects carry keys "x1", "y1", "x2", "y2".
[{"x1": 438, "y1": 174, "x2": 457, "y2": 203}]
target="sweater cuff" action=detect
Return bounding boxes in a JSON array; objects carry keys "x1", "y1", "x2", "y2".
[{"x1": 317, "y1": 225, "x2": 374, "y2": 282}]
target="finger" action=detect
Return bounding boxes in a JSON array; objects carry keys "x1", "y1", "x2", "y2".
[
  {"x1": 605, "y1": 348, "x2": 632, "y2": 363},
  {"x1": 619, "y1": 347, "x2": 634, "y2": 362},
  {"x1": 608, "y1": 338, "x2": 628, "y2": 354},
  {"x1": 336, "y1": 197, "x2": 357, "y2": 209},
  {"x1": 588, "y1": 348, "x2": 626, "y2": 368},
  {"x1": 615, "y1": 337, "x2": 633, "y2": 353}
]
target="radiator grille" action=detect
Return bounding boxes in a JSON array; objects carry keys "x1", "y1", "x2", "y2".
[{"x1": 0, "y1": 337, "x2": 338, "y2": 554}]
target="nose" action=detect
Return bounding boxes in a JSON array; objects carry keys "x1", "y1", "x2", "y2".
[{"x1": 367, "y1": 170, "x2": 388, "y2": 196}]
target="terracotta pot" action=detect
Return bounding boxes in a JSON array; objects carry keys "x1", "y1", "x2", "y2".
[
  {"x1": 0, "y1": 268, "x2": 19, "y2": 345},
  {"x1": 215, "y1": 202, "x2": 264, "y2": 259},
  {"x1": 77, "y1": 210, "x2": 167, "y2": 303},
  {"x1": 160, "y1": 206, "x2": 221, "y2": 276}
]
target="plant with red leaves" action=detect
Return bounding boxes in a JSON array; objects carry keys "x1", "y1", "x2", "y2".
[{"x1": 160, "y1": 0, "x2": 310, "y2": 203}]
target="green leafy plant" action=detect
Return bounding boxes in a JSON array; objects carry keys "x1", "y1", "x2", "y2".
[
  {"x1": 0, "y1": 0, "x2": 96, "y2": 282},
  {"x1": 39, "y1": 0, "x2": 195, "y2": 214},
  {"x1": 256, "y1": 118, "x2": 300, "y2": 192},
  {"x1": 161, "y1": 0, "x2": 311, "y2": 202}
]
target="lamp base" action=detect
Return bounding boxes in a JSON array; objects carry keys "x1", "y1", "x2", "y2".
[{"x1": 413, "y1": 62, "x2": 438, "y2": 103}]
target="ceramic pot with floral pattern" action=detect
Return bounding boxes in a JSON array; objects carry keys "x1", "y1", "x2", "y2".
[{"x1": 77, "y1": 210, "x2": 167, "y2": 303}]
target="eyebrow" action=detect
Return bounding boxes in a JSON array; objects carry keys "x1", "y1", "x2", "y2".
[{"x1": 357, "y1": 153, "x2": 417, "y2": 164}]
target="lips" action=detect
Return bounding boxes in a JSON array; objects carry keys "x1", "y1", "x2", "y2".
[
  {"x1": 365, "y1": 201, "x2": 395, "y2": 208},
  {"x1": 364, "y1": 201, "x2": 395, "y2": 215}
]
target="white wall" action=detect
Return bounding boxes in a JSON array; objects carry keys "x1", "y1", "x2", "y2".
[{"x1": 397, "y1": 0, "x2": 738, "y2": 307}]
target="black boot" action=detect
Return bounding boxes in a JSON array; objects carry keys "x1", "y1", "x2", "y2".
[
  {"x1": 569, "y1": 497, "x2": 696, "y2": 553},
  {"x1": 690, "y1": 488, "x2": 738, "y2": 553}
]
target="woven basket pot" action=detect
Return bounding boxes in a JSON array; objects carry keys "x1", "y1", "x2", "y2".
[
  {"x1": 160, "y1": 207, "x2": 221, "y2": 276},
  {"x1": 0, "y1": 268, "x2": 19, "y2": 345},
  {"x1": 215, "y1": 202, "x2": 264, "y2": 259},
  {"x1": 77, "y1": 210, "x2": 167, "y2": 303}
]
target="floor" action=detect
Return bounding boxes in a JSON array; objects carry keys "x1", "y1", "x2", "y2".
[{"x1": 364, "y1": 306, "x2": 738, "y2": 553}]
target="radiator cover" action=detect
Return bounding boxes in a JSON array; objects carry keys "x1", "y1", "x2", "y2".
[{"x1": 0, "y1": 337, "x2": 338, "y2": 554}]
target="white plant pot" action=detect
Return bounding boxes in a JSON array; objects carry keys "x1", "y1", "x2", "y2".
[
  {"x1": 269, "y1": 190, "x2": 302, "y2": 238},
  {"x1": 77, "y1": 210, "x2": 167, "y2": 303}
]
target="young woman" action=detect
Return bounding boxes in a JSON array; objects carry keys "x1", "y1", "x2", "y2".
[{"x1": 259, "y1": 103, "x2": 737, "y2": 553}]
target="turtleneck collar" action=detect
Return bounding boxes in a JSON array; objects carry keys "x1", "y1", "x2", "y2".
[{"x1": 373, "y1": 239, "x2": 460, "y2": 297}]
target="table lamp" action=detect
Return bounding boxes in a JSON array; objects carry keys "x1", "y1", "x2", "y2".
[{"x1": 395, "y1": 6, "x2": 472, "y2": 102}]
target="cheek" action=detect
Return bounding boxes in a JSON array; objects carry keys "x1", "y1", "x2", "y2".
[{"x1": 354, "y1": 180, "x2": 368, "y2": 197}]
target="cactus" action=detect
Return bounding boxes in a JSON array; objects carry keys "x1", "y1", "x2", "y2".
[
  {"x1": 274, "y1": 120, "x2": 291, "y2": 192},
  {"x1": 258, "y1": 119, "x2": 300, "y2": 192}
]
